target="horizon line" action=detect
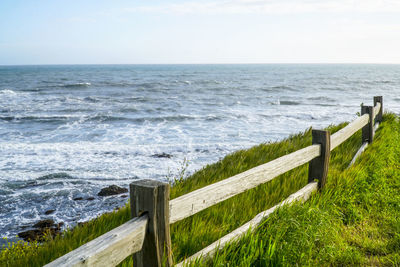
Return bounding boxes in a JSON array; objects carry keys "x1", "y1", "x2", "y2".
[{"x1": 1, "y1": 62, "x2": 400, "y2": 67}]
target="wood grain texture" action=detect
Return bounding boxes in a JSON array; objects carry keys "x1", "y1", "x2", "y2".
[
  {"x1": 130, "y1": 179, "x2": 173, "y2": 267},
  {"x1": 175, "y1": 182, "x2": 318, "y2": 266},
  {"x1": 169, "y1": 145, "x2": 321, "y2": 224},
  {"x1": 330, "y1": 114, "x2": 369, "y2": 150},
  {"x1": 373, "y1": 100, "x2": 382, "y2": 122},
  {"x1": 361, "y1": 105, "x2": 374, "y2": 144},
  {"x1": 308, "y1": 130, "x2": 330, "y2": 189},
  {"x1": 44, "y1": 215, "x2": 148, "y2": 267},
  {"x1": 374, "y1": 99, "x2": 382, "y2": 122}
]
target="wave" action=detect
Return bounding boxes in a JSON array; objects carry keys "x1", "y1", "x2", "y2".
[
  {"x1": 313, "y1": 103, "x2": 337, "y2": 107},
  {"x1": 0, "y1": 114, "x2": 210, "y2": 124},
  {"x1": 62, "y1": 82, "x2": 91, "y2": 88},
  {"x1": 375, "y1": 80, "x2": 393, "y2": 84},
  {"x1": 272, "y1": 85, "x2": 296, "y2": 90},
  {"x1": 37, "y1": 173, "x2": 74, "y2": 180},
  {"x1": 4, "y1": 180, "x2": 45, "y2": 190},
  {"x1": 192, "y1": 80, "x2": 227, "y2": 86},
  {"x1": 0, "y1": 89, "x2": 17, "y2": 95},
  {"x1": 135, "y1": 82, "x2": 164, "y2": 89},
  {"x1": 32, "y1": 82, "x2": 92, "y2": 91},
  {"x1": 0, "y1": 188, "x2": 13, "y2": 195},
  {"x1": 102, "y1": 81, "x2": 136, "y2": 88},
  {"x1": 0, "y1": 115, "x2": 74, "y2": 123},
  {"x1": 118, "y1": 107, "x2": 139, "y2": 113},
  {"x1": 86, "y1": 115, "x2": 129, "y2": 123},
  {"x1": 20, "y1": 88, "x2": 41, "y2": 92},
  {"x1": 278, "y1": 100, "x2": 301, "y2": 105},
  {"x1": 362, "y1": 80, "x2": 394, "y2": 85},
  {"x1": 87, "y1": 114, "x2": 201, "y2": 123},
  {"x1": 262, "y1": 85, "x2": 297, "y2": 92},
  {"x1": 83, "y1": 96, "x2": 100, "y2": 103},
  {"x1": 307, "y1": 96, "x2": 335, "y2": 102}
]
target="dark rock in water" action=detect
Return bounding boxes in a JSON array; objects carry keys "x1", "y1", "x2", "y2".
[
  {"x1": 120, "y1": 194, "x2": 128, "y2": 198},
  {"x1": 98, "y1": 185, "x2": 128, "y2": 196},
  {"x1": 87, "y1": 197, "x2": 95, "y2": 201},
  {"x1": 152, "y1": 152, "x2": 172, "y2": 158},
  {"x1": 18, "y1": 227, "x2": 62, "y2": 242},
  {"x1": 73, "y1": 197, "x2": 83, "y2": 201},
  {"x1": 18, "y1": 229, "x2": 42, "y2": 241},
  {"x1": 44, "y1": 209, "x2": 55, "y2": 215},
  {"x1": 18, "y1": 219, "x2": 63, "y2": 241},
  {"x1": 34, "y1": 219, "x2": 55, "y2": 228}
]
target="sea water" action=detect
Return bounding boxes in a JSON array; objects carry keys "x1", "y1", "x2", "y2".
[{"x1": 0, "y1": 64, "x2": 399, "y2": 244}]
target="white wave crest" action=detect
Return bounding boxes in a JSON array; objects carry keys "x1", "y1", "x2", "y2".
[{"x1": 0, "y1": 89, "x2": 17, "y2": 95}]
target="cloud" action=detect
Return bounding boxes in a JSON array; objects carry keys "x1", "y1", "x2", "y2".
[{"x1": 126, "y1": 0, "x2": 400, "y2": 15}]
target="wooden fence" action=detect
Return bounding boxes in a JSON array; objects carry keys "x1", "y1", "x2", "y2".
[{"x1": 45, "y1": 96, "x2": 383, "y2": 267}]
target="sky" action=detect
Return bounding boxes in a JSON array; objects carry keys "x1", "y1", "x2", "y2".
[{"x1": 1, "y1": 0, "x2": 400, "y2": 65}]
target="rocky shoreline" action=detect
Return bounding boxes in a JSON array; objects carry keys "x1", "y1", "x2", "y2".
[{"x1": 17, "y1": 185, "x2": 128, "y2": 242}]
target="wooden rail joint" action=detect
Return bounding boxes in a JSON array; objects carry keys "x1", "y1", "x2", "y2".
[
  {"x1": 130, "y1": 179, "x2": 173, "y2": 267},
  {"x1": 361, "y1": 105, "x2": 374, "y2": 143},
  {"x1": 374, "y1": 96, "x2": 383, "y2": 123},
  {"x1": 308, "y1": 130, "x2": 330, "y2": 189}
]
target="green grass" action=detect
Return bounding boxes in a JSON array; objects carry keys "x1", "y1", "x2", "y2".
[
  {"x1": 195, "y1": 113, "x2": 400, "y2": 266},
  {"x1": 1, "y1": 114, "x2": 397, "y2": 266}
]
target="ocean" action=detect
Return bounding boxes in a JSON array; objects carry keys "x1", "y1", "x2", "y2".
[{"x1": 0, "y1": 64, "x2": 399, "y2": 244}]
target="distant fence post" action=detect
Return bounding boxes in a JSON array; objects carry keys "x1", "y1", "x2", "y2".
[
  {"x1": 374, "y1": 96, "x2": 383, "y2": 123},
  {"x1": 361, "y1": 105, "x2": 374, "y2": 143},
  {"x1": 130, "y1": 180, "x2": 173, "y2": 267},
  {"x1": 308, "y1": 130, "x2": 330, "y2": 189}
]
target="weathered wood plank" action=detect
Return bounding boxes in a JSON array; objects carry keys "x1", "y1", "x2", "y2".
[
  {"x1": 175, "y1": 182, "x2": 318, "y2": 266},
  {"x1": 330, "y1": 114, "x2": 369, "y2": 150},
  {"x1": 44, "y1": 215, "x2": 148, "y2": 267},
  {"x1": 308, "y1": 130, "x2": 330, "y2": 189},
  {"x1": 130, "y1": 179, "x2": 173, "y2": 267},
  {"x1": 169, "y1": 145, "x2": 321, "y2": 224},
  {"x1": 373, "y1": 102, "x2": 381, "y2": 120},
  {"x1": 361, "y1": 105, "x2": 374, "y2": 143}
]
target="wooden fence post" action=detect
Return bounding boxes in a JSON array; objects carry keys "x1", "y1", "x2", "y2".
[
  {"x1": 130, "y1": 179, "x2": 173, "y2": 267},
  {"x1": 374, "y1": 96, "x2": 383, "y2": 123},
  {"x1": 361, "y1": 105, "x2": 374, "y2": 143},
  {"x1": 308, "y1": 130, "x2": 330, "y2": 189}
]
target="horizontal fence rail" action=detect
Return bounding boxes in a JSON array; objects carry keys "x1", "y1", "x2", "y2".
[
  {"x1": 46, "y1": 96, "x2": 383, "y2": 267},
  {"x1": 44, "y1": 215, "x2": 148, "y2": 267},
  {"x1": 330, "y1": 114, "x2": 369, "y2": 150},
  {"x1": 169, "y1": 144, "x2": 320, "y2": 224}
]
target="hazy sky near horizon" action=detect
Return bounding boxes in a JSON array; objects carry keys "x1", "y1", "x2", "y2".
[{"x1": 1, "y1": 0, "x2": 400, "y2": 65}]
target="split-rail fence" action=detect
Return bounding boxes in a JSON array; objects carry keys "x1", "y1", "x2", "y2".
[{"x1": 45, "y1": 96, "x2": 383, "y2": 267}]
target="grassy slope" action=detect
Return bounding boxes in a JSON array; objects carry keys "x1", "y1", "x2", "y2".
[
  {"x1": 1, "y1": 114, "x2": 395, "y2": 266},
  {"x1": 199, "y1": 113, "x2": 400, "y2": 266}
]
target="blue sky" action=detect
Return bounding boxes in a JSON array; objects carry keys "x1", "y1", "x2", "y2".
[{"x1": 1, "y1": 0, "x2": 400, "y2": 65}]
